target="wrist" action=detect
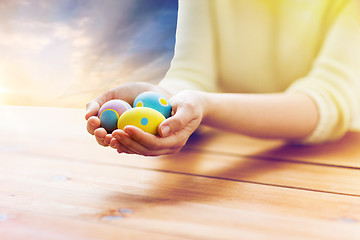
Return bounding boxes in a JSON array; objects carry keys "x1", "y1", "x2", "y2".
[{"x1": 194, "y1": 90, "x2": 210, "y2": 124}]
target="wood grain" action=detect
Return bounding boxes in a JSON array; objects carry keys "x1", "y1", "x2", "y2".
[
  {"x1": 1, "y1": 153, "x2": 360, "y2": 240},
  {"x1": 1, "y1": 106, "x2": 360, "y2": 239}
]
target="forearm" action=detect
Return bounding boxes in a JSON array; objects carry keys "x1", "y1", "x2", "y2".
[{"x1": 200, "y1": 92, "x2": 319, "y2": 140}]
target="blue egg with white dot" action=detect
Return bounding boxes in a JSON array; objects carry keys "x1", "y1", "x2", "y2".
[{"x1": 133, "y1": 91, "x2": 172, "y2": 118}]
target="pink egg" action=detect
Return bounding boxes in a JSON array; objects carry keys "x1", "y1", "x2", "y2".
[
  {"x1": 98, "y1": 99, "x2": 131, "y2": 118},
  {"x1": 98, "y1": 99, "x2": 132, "y2": 132}
]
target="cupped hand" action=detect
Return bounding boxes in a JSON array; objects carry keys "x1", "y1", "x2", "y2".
[
  {"x1": 110, "y1": 90, "x2": 206, "y2": 156},
  {"x1": 85, "y1": 82, "x2": 172, "y2": 147}
]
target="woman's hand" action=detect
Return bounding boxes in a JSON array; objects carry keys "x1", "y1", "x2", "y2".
[
  {"x1": 85, "y1": 82, "x2": 172, "y2": 148},
  {"x1": 110, "y1": 90, "x2": 206, "y2": 156}
]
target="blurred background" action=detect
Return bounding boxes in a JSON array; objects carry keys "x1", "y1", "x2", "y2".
[{"x1": 0, "y1": 0, "x2": 178, "y2": 108}]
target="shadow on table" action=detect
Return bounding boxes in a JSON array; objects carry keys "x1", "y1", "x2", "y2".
[
  {"x1": 138, "y1": 133, "x2": 289, "y2": 203},
  {"x1": 143, "y1": 131, "x2": 360, "y2": 204},
  {"x1": 254, "y1": 131, "x2": 360, "y2": 167},
  {"x1": 104, "y1": 130, "x2": 360, "y2": 209}
]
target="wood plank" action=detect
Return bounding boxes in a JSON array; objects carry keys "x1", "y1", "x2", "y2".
[
  {"x1": 1, "y1": 153, "x2": 360, "y2": 239},
  {"x1": 186, "y1": 127, "x2": 360, "y2": 168},
  {"x1": 0, "y1": 154, "x2": 360, "y2": 239},
  {"x1": 0, "y1": 207, "x2": 187, "y2": 240},
  {"x1": 1, "y1": 153, "x2": 360, "y2": 222},
  {"x1": 2, "y1": 106, "x2": 360, "y2": 196},
  {"x1": 1, "y1": 205, "x2": 358, "y2": 240},
  {"x1": 2, "y1": 106, "x2": 360, "y2": 239},
  {"x1": 3, "y1": 143, "x2": 360, "y2": 197},
  {"x1": 2, "y1": 105, "x2": 360, "y2": 169}
]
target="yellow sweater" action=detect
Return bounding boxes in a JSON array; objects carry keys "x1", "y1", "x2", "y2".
[{"x1": 160, "y1": 0, "x2": 360, "y2": 143}]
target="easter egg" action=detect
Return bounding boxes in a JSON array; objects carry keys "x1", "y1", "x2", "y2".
[
  {"x1": 99, "y1": 110, "x2": 119, "y2": 132},
  {"x1": 98, "y1": 99, "x2": 132, "y2": 132},
  {"x1": 133, "y1": 91, "x2": 172, "y2": 118},
  {"x1": 117, "y1": 107, "x2": 165, "y2": 135}
]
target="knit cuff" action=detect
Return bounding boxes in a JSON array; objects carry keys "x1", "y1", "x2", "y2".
[{"x1": 286, "y1": 85, "x2": 338, "y2": 144}]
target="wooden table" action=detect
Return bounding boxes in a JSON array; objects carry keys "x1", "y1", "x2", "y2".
[{"x1": 1, "y1": 105, "x2": 360, "y2": 239}]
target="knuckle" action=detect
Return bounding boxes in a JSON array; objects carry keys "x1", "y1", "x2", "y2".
[
  {"x1": 85, "y1": 101, "x2": 93, "y2": 109},
  {"x1": 181, "y1": 101, "x2": 198, "y2": 118},
  {"x1": 182, "y1": 101, "x2": 196, "y2": 111},
  {"x1": 173, "y1": 117, "x2": 185, "y2": 128}
]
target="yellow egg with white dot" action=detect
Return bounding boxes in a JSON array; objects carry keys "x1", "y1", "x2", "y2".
[{"x1": 117, "y1": 107, "x2": 165, "y2": 135}]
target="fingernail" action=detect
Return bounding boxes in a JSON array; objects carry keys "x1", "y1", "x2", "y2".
[{"x1": 161, "y1": 126, "x2": 170, "y2": 137}]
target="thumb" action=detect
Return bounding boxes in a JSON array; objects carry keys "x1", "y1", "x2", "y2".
[
  {"x1": 85, "y1": 92, "x2": 114, "y2": 120},
  {"x1": 158, "y1": 102, "x2": 198, "y2": 137},
  {"x1": 85, "y1": 101, "x2": 100, "y2": 120}
]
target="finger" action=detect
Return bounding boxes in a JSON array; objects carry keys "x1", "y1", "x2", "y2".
[
  {"x1": 94, "y1": 128, "x2": 109, "y2": 147},
  {"x1": 85, "y1": 90, "x2": 117, "y2": 120},
  {"x1": 104, "y1": 134, "x2": 113, "y2": 145},
  {"x1": 114, "y1": 146, "x2": 136, "y2": 155},
  {"x1": 109, "y1": 136, "x2": 120, "y2": 149},
  {"x1": 117, "y1": 144, "x2": 138, "y2": 155},
  {"x1": 87, "y1": 116, "x2": 101, "y2": 135},
  {"x1": 111, "y1": 131, "x2": 143, "y2": 154},
  {"x1": 159, "y1": 102, "x2": 199, "y2": 138},
  {"x1": 85, "y1": 101, "x2": 100, "y2": 120},
  {"x1": 112, "y1": 129, "x2": 146, "y2": 154},
  {"x1": 123, "y1": 126, "x2": 183, "y2": 155},
  {"x1": 113, "y1": 128, "x2": 157, "y2": 156}
]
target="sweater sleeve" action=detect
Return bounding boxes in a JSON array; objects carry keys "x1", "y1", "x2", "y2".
[
  {"x1": 286, "y1": 0, "x2": 360, "y2": 144},
  {"x1": 159, "y1": 0, "x2": 218, "y2": 92}
]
